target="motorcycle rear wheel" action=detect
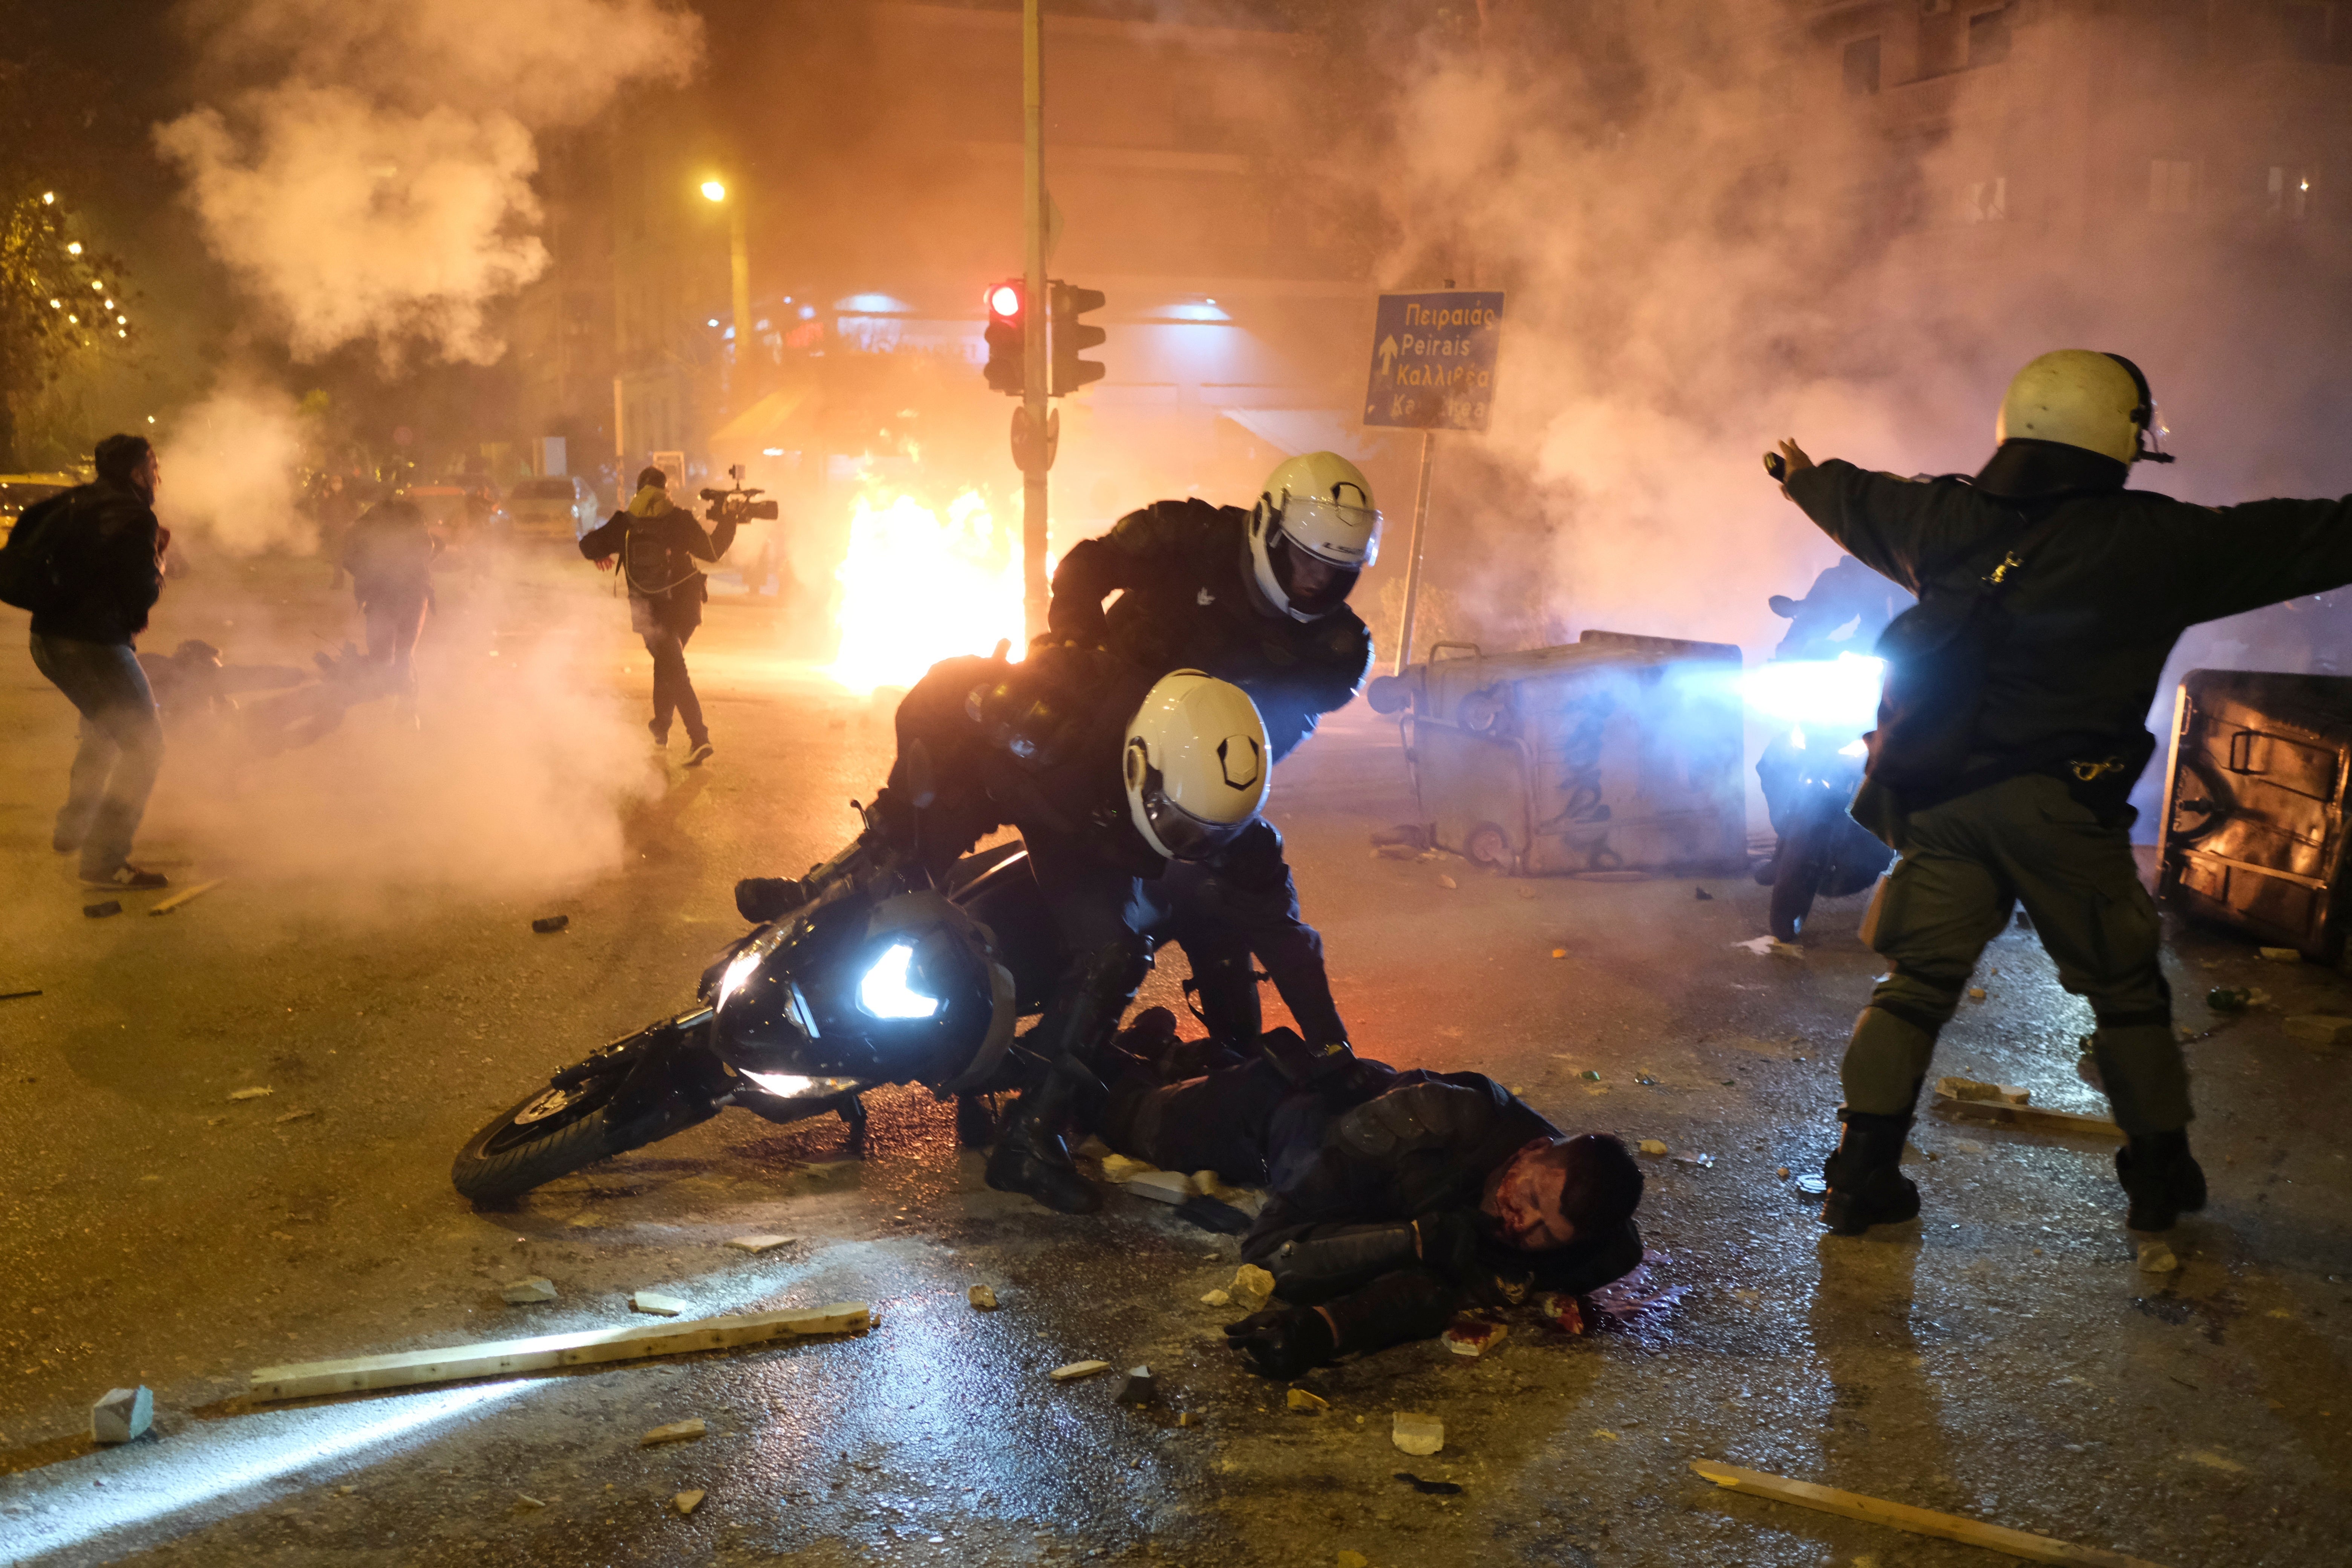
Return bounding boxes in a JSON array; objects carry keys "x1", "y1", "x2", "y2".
[{"x1": 452, "y1": 1070, "x2": 708, "y2": 1204}]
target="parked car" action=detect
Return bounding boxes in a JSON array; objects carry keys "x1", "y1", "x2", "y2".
[{"x1": 504, "y1": 475, "x2": 603, "y2": 542}]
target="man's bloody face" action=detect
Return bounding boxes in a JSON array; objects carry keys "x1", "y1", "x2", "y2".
[{"x1": 1483, "y1": 1139, "x2": 1577, "y2": 1250}]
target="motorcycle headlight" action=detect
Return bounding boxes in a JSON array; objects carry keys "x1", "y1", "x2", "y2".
[
  {"x1": 738, "y1": 1069, "x2": 865, "y2": 1098},
  {"x1": 716, "y1": 948, "x2": 762, "y2": 1013},
  {"x1": 857, "y1": 941, "x2": 941, "y2": 1020},
  {"x1": 1741, "y1": 652, "x2": 1885, "y2": 728}
]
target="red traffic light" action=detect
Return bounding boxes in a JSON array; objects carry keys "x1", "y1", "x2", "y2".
[{"x1": 986, "y1": 283, "x2": 1023, "y2": 320}]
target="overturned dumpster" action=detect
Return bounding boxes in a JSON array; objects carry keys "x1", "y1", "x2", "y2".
[
  {"x1": 1365, "y1": 631, "x2": 1746, "y2": 876},
  {"x1": 2159, "y1": 669, "x2": 2352, "y2": 961}
]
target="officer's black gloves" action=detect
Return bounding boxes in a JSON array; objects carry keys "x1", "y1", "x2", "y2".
[
  {"x1": 1222, "y1": 1306, "x2": 1335, "y2": 1379},
  {"x1": 735, "y1": 876, "x2": 805, "y2": 923}
]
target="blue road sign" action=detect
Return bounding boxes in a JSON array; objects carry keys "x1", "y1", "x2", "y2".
[{"x1": 1363, "y1": 291, "x2": 1504, "y2": 432}]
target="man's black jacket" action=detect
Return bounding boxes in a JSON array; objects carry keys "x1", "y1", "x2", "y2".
[
  {"x1": 578, "y1": 495, "x2": 738, "y2": 632},
  {"x1": 1242, "y1": 1067, "x2": 1642, "y2": 1359},
  {"x1": 1788, "y1": 456, "x2": 2352, "y2": 789},
  {"x1": 1048, "y1": 499, "x2": 1372, "y2": 761},
  {"x1": 25, "y1": 481, "x2": 163, "y2": 645}
]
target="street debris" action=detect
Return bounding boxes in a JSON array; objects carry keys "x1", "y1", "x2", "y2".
[
  {"x1": 1124, "y1": 1170, "x2": 1197, "y2": 1205},
  {"x1": 1690, "y1": 1459, "x2": 2165, "y2": 1567},
  {"x1": 672, "y1": 1489, "x2": 705, "y2": 1516},
  {"x1": 1287, "y1": 1386, "x2": 1329, "y2": 1412},
  {"x1": 2284, "y1": 1014, "x2": 2352, "y2": 1046},
  {"x1": 1230, "y1": 1264, "x2": 1276, "y2": 1311},
  {"x1": 2259, "y1": 946, "x2": 2301, "y2": 962},
  {"x1": 1338, "y1": 1552, "x2": 1370, "y2": 1568},
  {"x1": 1932, "y1": 1086, "x2": 2122, "y2": 1140},
  {"x1": 0, "y1": 988, "x2": 41, "y2": 1001},
  {"x1": 632, "y1": 1291, "x2": 688, "y2": 1317},
  {"x1": 1967, "y1": 987, "x2": 1989, "y2": 1002},
  {"x1": 1392, "y1": 1412, "x2": 1444, "y2": 1455},
  {"x1": 1732, "y1": 936, "x2": 1803, "y2": 959},
  {"x1": 640, "y1": 1418, "x2": 706, "y2": 1447},
  {"x1": 227, "y1": 1086, "x2": 273, "y2": 1102},
  {"x1": 514, "y1": 1494, "x2": 546, "y2": 1510},
  {"x1": 1115, "y1": 1366, "x2": 1158, "y2": 1406},
  {"x1": 274, "y1": 1108, "x2": 315, "y2": 1125},
  {"x1": 1175, "y1": 1410, "x2": 1202, "y2": 1427},
  {"x1": 83, "y1": 900, "x2": 122, "y2": 919},
  {"x1": 725, "y1": 1234, "x2": 795, "y2": 1253},
  {"x1": 1098, "y1": 1153, "x2": 1153, "y2": 1182},
  {"x1": 501, "y1": 1277, "x2": 558, "y2": 1304},
  {"x1": 532, "y1": 915, "x2": 570, "y2": 934},
  {"x1": 1795, "y1": 1173, "x2": 1827, "y2": 1196},
  {"x1": 1369, "y1": 824, "x2": 1427, "y2": 851},
  {"x1": 1200, "y1": 1288, "x2": 1231, "y2": 1307},
  {"x1": 1437, "y1": 874, "x2": 1459, "y2": 890},
  {"x1": 1939, "y1": 1076, "x2": 2029, "y2": 1106},
  {"x1": 2136, "y1": 1240, "x2": 2180, "y2": 1274},
  {"x1": 1672, "y1": 1152, "x2": 1717, "y2": 1170},
  {"x1": 1443, "y1": 1316, "x2": 1508, "y2": 1357},
  {"x1": 1191, "y1": 1168, "x2": 1243, "y2": 1202},
  {"x1": 2207, "y1": 986, "x2": 2252, "y2": 1012},
  {"x1": 1695, "y1": 887, "x2": 1713, "y2": 900},
  {"x1": 247, "y1": 1300, "x2": 873, "y2": 1401},
  {"x1": 1638, "y1": 1139, "x2": 1668, "y2": 1156},
  {"x1": 1049, "y1": 1360, "x2": 1110, "y2": 1382},
  {"x1": 1533, "y1": 1292, "x2": 1588, "y2": 1335},
  {"x1": 969, "y1": 1284, "x2": 998, "y2": 1310},
  {"x1": 1551, "y1": 947, "x2": 1568, "y2": 959},
  {"x1": 149, "y1": 878, "x2": 227, "y2": 916},
  {"x1": 1175, "y1": 1195, "x2": 1254, "y2": 1234},
  {"x1": 90, "y1": 1386, "x2": 153, "y2": 1444},
  {"x1": 1395, "y1": 1472, "x2": 1463, "y2": 1494},
  {"x1": 1580, "y1": 1069, "x2": 1602, "y2": 1082}
]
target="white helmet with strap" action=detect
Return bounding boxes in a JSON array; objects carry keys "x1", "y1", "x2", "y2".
[
  {"x1": 1122, "y1": 671, "x2": 1269, "y2": 861},
  {"x1": 1246, "y1": 451, "x2": 1381, "y2": 622},
  {"x1": 1995, "y1": 350, "x2": 2171, "y2": 465}
]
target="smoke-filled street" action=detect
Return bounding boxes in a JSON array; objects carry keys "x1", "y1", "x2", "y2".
[{"x1": 4, "y1": 560, "x2": 2349, "y2": 1566}]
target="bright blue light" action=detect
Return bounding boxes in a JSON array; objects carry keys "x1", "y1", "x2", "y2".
[
  {"x1": 858, "y1": 943, "x2": 939, "y2": 1020},
  {"x1": 834, "y1": 293, "x2": 914, "y2": 314},
  {"x1": 1740, "y1": 653, "x2": 1884, "y2": 727}
]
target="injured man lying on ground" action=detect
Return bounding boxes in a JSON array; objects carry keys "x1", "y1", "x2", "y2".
[{"x1": 1096, "y1": 1017, "x2": 1646, "y2": 1377}]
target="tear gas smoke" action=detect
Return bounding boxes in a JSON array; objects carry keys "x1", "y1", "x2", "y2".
[
  {"x1": 155, "y1": 0, "x2": 702, "y2": 364},
  {"x1": 153, "y1": 385, "x2": 311, "y2": 556}
]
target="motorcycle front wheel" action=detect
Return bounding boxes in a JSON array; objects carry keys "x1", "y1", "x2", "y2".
[
  {"x1": 452, "y1": 1059, "x2": 712, "y2": 1204},
  {"x1": 1769, "y1": 812, "x2": 1829, "y2": 943}
]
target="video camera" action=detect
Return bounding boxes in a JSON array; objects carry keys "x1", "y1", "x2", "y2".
[{"x1": 699, "y1": 464, "x2": 780, "y2": 522}]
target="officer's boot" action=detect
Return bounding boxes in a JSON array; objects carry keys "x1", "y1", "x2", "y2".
[
  {"x1": 2115, "y1": 1128, "x2": 2207, "y2": 1232},
  {"x1": 985, "y1": 1076, "x2": 1101, "y2": 1214},
  {"x1": 1819, "y1": 1108, "x2": 1920, "y2": 1235}
]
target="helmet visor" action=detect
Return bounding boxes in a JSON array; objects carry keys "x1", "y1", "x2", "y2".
[
  {"x1": 1126, "y1": 742, "x2": 1257, "y2": 861},
  {"x1": 1280, "y1": 494, "x2": 1381, "y2": 569}
]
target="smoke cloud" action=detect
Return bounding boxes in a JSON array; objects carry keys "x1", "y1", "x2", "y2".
[
  {"x1": 154, "y1": 383, "x2": 312, "y2": 556},
  {"x1": 155, "y1": 0, "x2": 703, "y2": 364}
]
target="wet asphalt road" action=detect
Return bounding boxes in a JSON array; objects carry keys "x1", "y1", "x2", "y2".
[{"x1": 2, "y1": 555, "x2": 2348, "y2": 1567}]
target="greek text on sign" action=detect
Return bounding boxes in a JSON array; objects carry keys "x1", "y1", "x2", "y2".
[{"x1": 1363, "y1": 291, "x2": 1504, "y2": 433}]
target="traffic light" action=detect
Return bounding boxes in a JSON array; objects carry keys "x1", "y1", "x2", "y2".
[
  {"x1": 983, "y1": 279, "x2": 1024, "y2": 394},
  {"x1": 1050, "y1": 281, "x2": 1106, "y2": 396}
]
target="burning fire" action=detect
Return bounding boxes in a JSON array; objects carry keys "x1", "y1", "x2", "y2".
[{"x1": 826, "y1": 486, "x2": 1035, "y2": 695}]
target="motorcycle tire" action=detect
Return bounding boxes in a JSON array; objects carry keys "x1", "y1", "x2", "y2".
[
  {"x1": 1769, "y1": 814, "x2": 1829, "y2": 944},
  {"x1": 452, "y1": 1072, "x2": 713, "y2": 1204}
]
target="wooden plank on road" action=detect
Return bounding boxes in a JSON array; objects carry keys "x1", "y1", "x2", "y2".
[
  {"x1": 1692, "y1": 1461, "x2": 2168, "y2": 1567},
  {"x1": 250, "y1": 1300, "x2": 871, "y2": 1401},
  {"x1": 1931, "y1": 1090, "x2": 2124, "y2": 1140}
]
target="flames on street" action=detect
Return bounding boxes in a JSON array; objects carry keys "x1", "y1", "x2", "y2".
[{"x1": 824, "y1": 484, "x2": 1038, "y2": 696}]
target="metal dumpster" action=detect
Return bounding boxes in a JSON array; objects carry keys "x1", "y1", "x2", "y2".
[
  {"x1": 2158, "y1": 668, "x2": 2352, "y2": 961},
  {"x1": 1364, "y1": 630, "x2": 1746, "y2": 876}
]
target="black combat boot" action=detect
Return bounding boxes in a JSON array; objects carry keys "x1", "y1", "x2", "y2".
[
  {"x1": 985, "y1": 1090, "x2": 1101, "y2": 1214},
  {"x1": 1819, "y1": 1108, "x2": 1920, "y2": 1235},
  {"x1": 2115, "y1": 1128, "x2": 2207, "y2": 1232}
]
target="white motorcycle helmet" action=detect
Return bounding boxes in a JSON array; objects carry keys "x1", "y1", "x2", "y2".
[
  {"x1": 1995, "y1": 350, "x2": 2170, "y2": 465},
  {"x1": 1122, "y1": 671, "x2": 1270, "y2": 861},
  {"x1": 1246, "y1": 451, "x2": 1381, "y2": 622}
]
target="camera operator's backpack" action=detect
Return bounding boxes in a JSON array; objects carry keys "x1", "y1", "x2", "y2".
[
  {"x1": 621, "y1": 510, "x2": 696, "y2": 599},
  {"x1": 0, "y1": 488, "x2": 89, "y2": 615}
]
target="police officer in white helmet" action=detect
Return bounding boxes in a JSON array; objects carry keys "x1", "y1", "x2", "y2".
[{"x1": 1773, "y1": 349, "x2": 2352, "y2": 1240}]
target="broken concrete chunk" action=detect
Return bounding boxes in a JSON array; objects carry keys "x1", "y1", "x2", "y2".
[
  {"x1": 1436, "y1": 874, "x2": 1459, "y2": 890},
  {"x1": 1191, "y1": 1168, "x2": 1242, "y2": 1202},
  {"x1": 1966, "y1": 987, "x2": 1988, "y2": 1002},
  {"x1": 514, "y1": 1493, "x2": 546, "y2": 1510},
  {"x1": 1124, "y1": 1169, "x2": 1197, "y2": 1205},
  {"x1": 2284, "y1": 1014, "x2": 2352, "y2": 1046},
  {"x1": 1286, "y1": 1386, "x2": 1329, "y2": 1413},
  {"x1": 640, "y1": 1417, "x2": 706, "y2": 1447},
  {"x1": 1073, "y1": 1134, "x2": 1113, "y2": 1160},
  {"x1": 2259, "y1": 946, "x2": 2301, "y2": 962},
  {"x1": 1392, "y1": 1411, "x2": 1444, "y2": 1456},
  {"x1": 1175, "y1": 1410, "x2": 1202, "y2": 1428},
  {"x1": 1049, "y1": 1360, "x2": 1110, "y2": 1382},
  {"x1": 501, "y1": 1276, "x2": 557, "y2": 1304},
  {"x1": 724, "y1": 1234, "x2": 795, "y2": 1253},
  {"x1": 227, "y1": 1086, "x2": 273, "y2": 1102},
  {"x1": 1337, "y1": 1553, "x2": 1370, "y2": 1568},
  {"x1": 2136, "y1": 1240, "x2": 2180, "y2": 1275},
  {"x1": 1199, "y1": 1288, "x2": 1232, "y2": 1307},
  {"x1": 968, "y1": 1285, "x2": 998, "y2": 1311},
  {"x1": 1230, "y1": 1265, "x2": 1276, "y2": 1310},
  {"x1": 1637, "y1": 1139, "x2": 1668, "y2": 1156},
  {"x1": 1115, "y1": 1366, "x2": 1158, "y2": 1406},
  {"x1": 631, "y1": 1291, "x2": 688, "y2": 1317},
  {"x1": 1937, "y1": 1076, "x2": 2029, "y2": 1106},
  {"x1": 1442, "y1": 1318, "x2": 1508, "y2": 1357},
  {"x1": 672, "y1": 1489, "x2": 705, "y2": 1516},
  {"x1": 1098, "y1": 1153, "x2": 1154, "y2": 1183},
  {"x1": 90, "y1": 1386, "x2": 153, "y2": 1444},
  {"x1": 532, "y1": 915, "x2": 570, "y2": 934}
]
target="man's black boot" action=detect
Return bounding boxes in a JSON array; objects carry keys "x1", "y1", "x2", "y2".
[
  {"x1": 985, "y1": 1095, "x2": 1101, "y2": 1214},
  {"x1": 1819, "y1": 1108, "x2": 1920, "y2": 1235},
  {"x1": 2115, "y1": 1128, "x2": 2207, "y2": 1232}
]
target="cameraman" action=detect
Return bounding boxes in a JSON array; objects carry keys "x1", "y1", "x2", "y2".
[{"x1": 580, "y1": 467, "x2": 739, "y2": 766}]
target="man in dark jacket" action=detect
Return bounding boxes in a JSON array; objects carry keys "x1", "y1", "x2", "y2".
[
  {"x1": 1098, "y1": 1038, "x2": 1643, "y2": 1375},
  {"x1": 24, "y1": 434, "x2": 172, "y2": 891},
  {"x1": 1775, "y1": 348, "x2": 2352, "y2": 1236},
  {"x1": 1048, "y1": 452, "x2": 1381, "y2": 1072},
  {"x1": 340, "y1": 498, "x2": 440, "y2": 708},
  {"x1": 579, "y1": 466, "x2": 738, "y2": 767}
]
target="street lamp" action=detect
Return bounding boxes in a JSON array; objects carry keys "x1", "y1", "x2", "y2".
[{"x1": 699, "y1": 177, "x2": 753, "y2": 403}]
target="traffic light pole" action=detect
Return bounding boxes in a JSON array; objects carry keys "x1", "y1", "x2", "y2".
[{"x1": 1019, "y1": 0, "x2": 1051, "y2": 645}]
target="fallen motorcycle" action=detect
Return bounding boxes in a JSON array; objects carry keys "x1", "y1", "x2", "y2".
[
  {"x1": 450, "y1": 842, "x2": 1060, "y2": 1203},
  {"x1": 1743, "y1": 651, "x2": 1895, "y2": 942}
]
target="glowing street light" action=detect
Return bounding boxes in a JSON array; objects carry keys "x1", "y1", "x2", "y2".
[
  {"x1": 700, "y1": 179, "x2": 726, "y2": 203},
  {"x1": 66, "y1": 241, "x2": 81, "y2": 255},
  {"x1": 41, "y1": 190, "x2": 53, "y2": 204},
  {"x1": 694, "y1": 177, "x2": 753, "y2": 403}
]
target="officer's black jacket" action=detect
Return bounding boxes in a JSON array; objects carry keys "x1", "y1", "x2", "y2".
[
  {"x1": 1241, "y1": 1068, "x2": 1642, "y2": 1359},
  {"x1": 1789, "y1": 455, "x2": 2352, "y2": 784},
  {"x1": 1048, "y1": 499, "x2": 1372, "y2": 762}
]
